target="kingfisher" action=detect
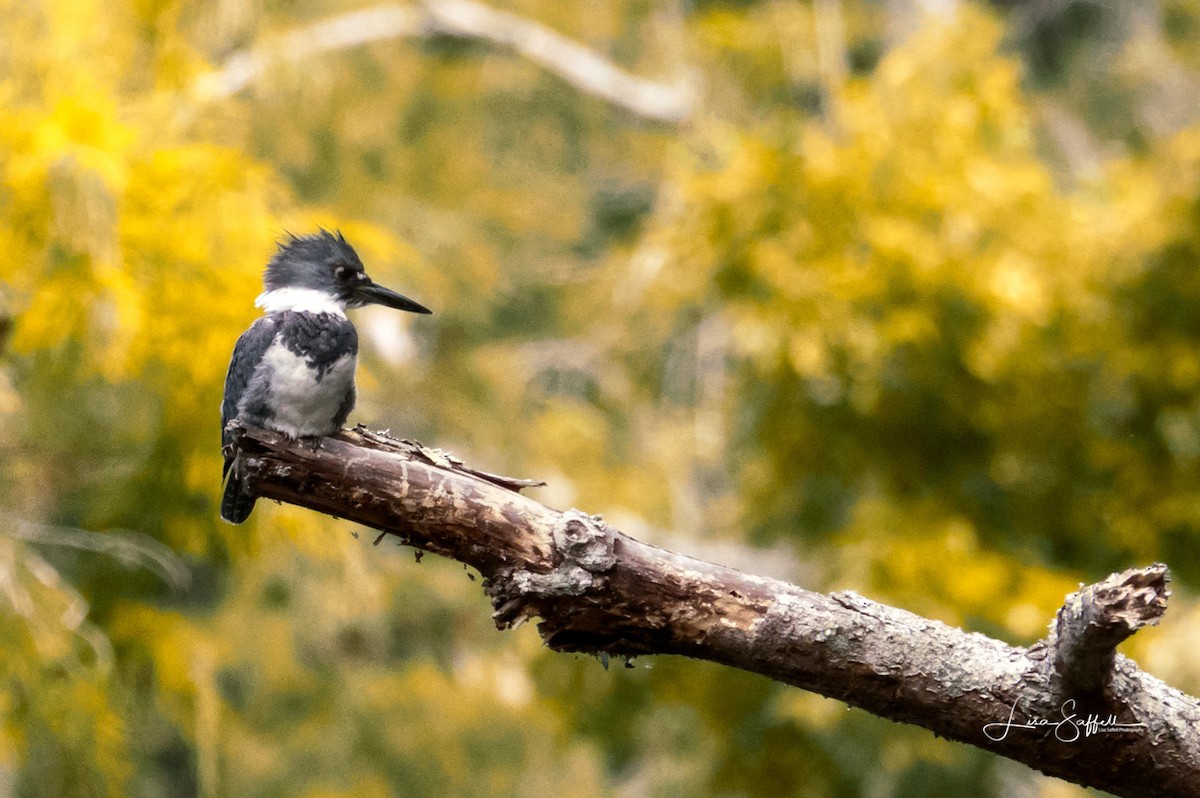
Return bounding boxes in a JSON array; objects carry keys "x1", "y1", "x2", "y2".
[{"x1": 220, "y1": 230, "x2": 431, "y2": 524}]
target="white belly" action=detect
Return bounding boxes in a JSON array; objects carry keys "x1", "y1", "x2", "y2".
[{"x1": 257, "y1": 342, "x2": 356, "y2": 438}]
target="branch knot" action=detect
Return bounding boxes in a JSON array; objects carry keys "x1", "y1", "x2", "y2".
[
  {"x1": 553, "y1": 510, "x2": 616, "y2": 573},
  {"x1": 488, "y1": 511, "x2": 616, "y2": 629}
]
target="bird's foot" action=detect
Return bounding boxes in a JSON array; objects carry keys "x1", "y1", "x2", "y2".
[{"x1": 302, "y1": 435, "x2": 323, "y2": 453}]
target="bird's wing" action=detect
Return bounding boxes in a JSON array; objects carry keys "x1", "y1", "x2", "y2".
[{"x1": 222, "y1": 316, "x2": 278, "y2": 455}]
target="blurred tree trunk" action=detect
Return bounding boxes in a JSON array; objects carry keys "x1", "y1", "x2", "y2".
[
  {"x1": 813, "y1": 0, "x2": 848, "y2": 128},
  {"x1": 886, "y1": 0, "x2": 957, "y2": 43},
  {"x1": 229, "y1": 425, "x2": 1200, "y2": 798}
]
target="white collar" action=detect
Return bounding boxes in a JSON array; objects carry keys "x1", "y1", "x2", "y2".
[{"x1": 255, "y1": 287, "x2": 347, "y2": 317}]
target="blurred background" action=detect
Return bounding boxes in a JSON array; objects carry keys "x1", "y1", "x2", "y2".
[{"x1": 2, "y1": 0, "x2": 1200, "y2": 795}]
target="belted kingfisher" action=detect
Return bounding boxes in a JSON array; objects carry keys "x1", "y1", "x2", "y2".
[{"x1": 220, "y1": 230, "x2": 431, "y2": 524}]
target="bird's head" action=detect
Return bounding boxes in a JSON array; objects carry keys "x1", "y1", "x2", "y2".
[{"x1": 258, "y1": 229, "x2": 432, "y2": 315}]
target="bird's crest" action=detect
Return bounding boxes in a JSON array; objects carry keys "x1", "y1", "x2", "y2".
[{"x1": 263, "y1": 229, "x2": 363, "y2": 293}]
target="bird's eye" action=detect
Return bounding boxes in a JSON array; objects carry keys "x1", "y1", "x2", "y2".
[{"x1": 334, "y1": 264, "x2": 350, "y2": 280}]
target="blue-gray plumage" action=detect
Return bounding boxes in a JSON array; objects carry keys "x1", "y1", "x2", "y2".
[{"x1": 221, "y1": 230, "x2": 431, "y2": 524}]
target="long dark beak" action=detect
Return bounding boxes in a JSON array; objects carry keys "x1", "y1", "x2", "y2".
[{"x1": 354, "y1": 281, "x2": 432, "y2": 314}]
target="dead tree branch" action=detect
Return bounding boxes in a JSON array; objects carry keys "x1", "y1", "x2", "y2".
[
  {"x1": 193, "y1": 0, "x2": 693, "y2": 124},
  {"x1": 230, "y1": 424, "x2": 1200, "y2": 798},
  {"x1": 1050, "y1": 564, "x2": 1170, "y2": 697}
]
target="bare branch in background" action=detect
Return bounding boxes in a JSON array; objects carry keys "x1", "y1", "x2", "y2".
[
  {"x1": 0, "y1": 536, "x2": 115, "y2": 669},
  {"x1": 194, "y1": 0, "x2": 694, "y2": 124},
  {"x1": 193, "y1": 5, "x2": 422, "y2": 100},
  {"x1": 4, "y1": 514, "x2": 191, "y2": 591},
  {"x1": 228, "y1": 424, "x2": 1200, "y2": 798}
]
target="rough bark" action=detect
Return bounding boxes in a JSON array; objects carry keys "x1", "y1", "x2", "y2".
[{"x1": 230, "y1": 424, "x2": 1200, "y2": 797}]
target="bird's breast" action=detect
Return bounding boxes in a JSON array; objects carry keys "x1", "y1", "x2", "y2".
[{"x1": 259, "y1": 341, "x2": 355, "y2": 438}]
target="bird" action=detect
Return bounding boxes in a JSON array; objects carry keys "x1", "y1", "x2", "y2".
[{"x1": 220, "y1": 229, "x2": 431, "y2": 524}]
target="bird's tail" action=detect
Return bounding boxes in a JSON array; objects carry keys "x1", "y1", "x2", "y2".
[{"x1": 220, "y1": 461, "x2": 256, "y2": 524}]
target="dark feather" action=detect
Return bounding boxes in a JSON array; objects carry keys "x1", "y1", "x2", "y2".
[
  {"x1": 220, "y1": 317, "x2": 279, "y2": 524},
  {"x1": 221, "y1": 316, "x2": 279, "y2": 454}
]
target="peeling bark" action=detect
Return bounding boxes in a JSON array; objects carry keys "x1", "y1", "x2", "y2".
[{"x1": 231, "y1": 425, "x2": 1200, "y2": 798}]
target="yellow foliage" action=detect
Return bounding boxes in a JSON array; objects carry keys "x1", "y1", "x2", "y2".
[
  {"x1": 834, "y1": 500, "x2": 1075, "y2": 639},
  {"x1": 6, "y1": 0, "x2": 1200, "y2": 794},
  {"x1": 0, "y1": 538, "x2": 129, "y2": 796}
]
